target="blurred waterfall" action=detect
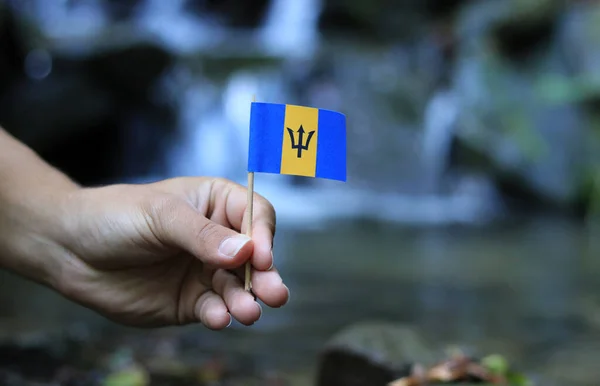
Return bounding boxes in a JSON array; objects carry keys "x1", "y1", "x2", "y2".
[
  {"x1": 6, "y1": 0, "x2": 502, "y2": 226},
  {"x1": 258, "y1": 0, "x2": 321, "y2": 58},
  {"x1": 9, "y1": 0, "x2": 108, "y2": 38},
  {"x1": 422, "y1": 88, "x2": 458, "y2": 194},
  {"x1": 133, "y1": 0, "x2": 228, "y2": 54}
]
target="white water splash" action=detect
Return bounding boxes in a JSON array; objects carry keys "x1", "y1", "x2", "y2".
[
  {"x1": 133, "y1": 0, "x2": 228, "y2": 54},
  {"x1": 421, "y1": 88, "x2": 459, "y2": 193},
  {"x1": 258, "y1": 0, "x2": 322, "y2": 58},
  {"x1": 18, "y1": 0, "x2": 108, "y2": 38}
]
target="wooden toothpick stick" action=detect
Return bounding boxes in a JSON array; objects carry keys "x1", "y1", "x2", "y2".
[
  {"x1": 244, "y1": 170, "x2": 254, "y2": 291},
  {"x1": 244, "y1": 95, "x2": 256, "y2": 292}
]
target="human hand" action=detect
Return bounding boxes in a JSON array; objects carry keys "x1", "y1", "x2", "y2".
[{"x1": 50, "y1": 177, "x2": 289, "y2": 329}]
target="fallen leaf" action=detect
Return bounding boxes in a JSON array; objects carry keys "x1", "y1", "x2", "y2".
[
  {"x1": 103, "y1": 365, "x2": 149, "y2": 386},
  {"x1": 482, "y1": 354, "x2": 509, "y2": 376}
]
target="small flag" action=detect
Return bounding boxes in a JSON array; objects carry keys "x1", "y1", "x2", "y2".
[{"x1": 247, "y1": 102, "x2": 347, "y2": 182}]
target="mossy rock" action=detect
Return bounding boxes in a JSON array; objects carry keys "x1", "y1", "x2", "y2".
[{"x1": 316, "y1": 321, "x2": 436, "y2": 386}]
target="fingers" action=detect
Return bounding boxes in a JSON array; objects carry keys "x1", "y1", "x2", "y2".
[
  {"x1": 250, "y1": 266, "x2": 290, "y2": 308},
  {"x1": 209, "y1": 179, "x2": 276, "y2": 271},
  {"x1": 230, "y1": 265, "x2": 289, "y2": 308},
  {"x1": 249, "y1": 224, "x2": 274, "y2": 271},
  {"x1": 195, "y1": 266, "x2": 287, "y2": 328},
  {"x1": 149, "y1": 198, "x2": 254, "y2": 269},
  {"x1": 180, "y1": 260, "x2": 259, "y2": 329},
  {"x1": 185, "y1": 261, "x2": 288, "y2": 329},
  {"x1": 194, "y1": 290, "x2": 232, "y2": 330},
  {"x1": 212, "y1": 269, "x2": 262, "y2": 325}
]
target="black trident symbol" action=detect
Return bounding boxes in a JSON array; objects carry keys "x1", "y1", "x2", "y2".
[{"x1": 287, "y1": 125, "x2": 315, "y2": 158}]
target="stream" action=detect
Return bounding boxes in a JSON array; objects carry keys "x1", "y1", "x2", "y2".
[{"x1": 1, "y1": 215, "x2": 598, "y2": 385}]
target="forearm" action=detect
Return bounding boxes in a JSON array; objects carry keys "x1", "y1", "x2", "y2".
[{"x1": 0, "y1": 128, "x2": 79, "y2": 288}]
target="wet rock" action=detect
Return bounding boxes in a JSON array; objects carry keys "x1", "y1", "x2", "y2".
[
  {"x1": 0, "y1": 326, "x2": 104, "y2": 385},
  {"x1": 0, "y1": 4, "x2": 27, "y2": 92},
  {"x1": 0, "y1": 4, "x2": 176, "y2": 185},
  {"x1": 318, "y1": 1, "x2": 421, "y2": 42},
  {"x1": 83, "y1": 41, "x2": 173, "y2": 103},
  {"x1": 316, "y1": 321, "x2": 435, "y2": 386},
  {"x1": 534, "y1": 333, "x2": 600, "y2": 386},
  {"x1": 104, "y1": 0, "x2": 143, "y2": 21},
  {"x1": 489, "y1": 0, "x2": 564, "y2": 63},
  {"x1": 0, "y1": 343, "x2": 63, "y2": 381},
  {"x1": 318, "y1": 0, "x2": 470, "y2": 42},
  {"x1": 423, "y1": 0, "x2": 471, "y2": 21},
  {"x1": 0, "y1": 72, "x2": 117, "y2": 149},
  {"x1": 185, "y1": 0, "x2": 271, "y2": 29},
  {"x1": 448, "y1": 0, "x2": 588, "y2": 211}
]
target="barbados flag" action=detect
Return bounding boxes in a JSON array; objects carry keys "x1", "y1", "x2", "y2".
[{"x1": 247, "y1": 102, "x2": 347, "y2": 182}]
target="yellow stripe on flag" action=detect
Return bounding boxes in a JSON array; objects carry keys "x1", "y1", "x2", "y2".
[{"x1": 280, "y1": 104, "x2": 319, "y2": 177}]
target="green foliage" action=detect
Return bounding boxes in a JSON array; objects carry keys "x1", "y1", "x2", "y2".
[
  {"x1": 481, "y1": 354, "x2": 509, "y2": 375},
  {"x1": 536, "y1": 74, "x2": 600, "y2": 105},
  {"x1": 103, "y1": 367, "x2": 149, "y2": 386},
  {"x1": 481, "y1": 354, "x2": 534, "y2": 386}
]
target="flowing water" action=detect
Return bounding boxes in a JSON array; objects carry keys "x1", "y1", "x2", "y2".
[{"x1": 0, "y1": 216, "x2": 597, "y2": 385}]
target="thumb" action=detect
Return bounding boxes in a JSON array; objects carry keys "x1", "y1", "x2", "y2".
[{"x1": 151, "y1": 198, "x2": 253, "y2": 269}]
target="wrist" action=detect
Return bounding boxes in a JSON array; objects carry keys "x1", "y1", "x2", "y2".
[
  {"x1": 0, "y1": 181, "x2": 80, "y2": 289},
  {"x1": 0, "y1": 129, "x2": 81, "y2": 290}
]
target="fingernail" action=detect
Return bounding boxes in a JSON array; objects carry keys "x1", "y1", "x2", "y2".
[
  {"x1": 219, "y1": 235, "x2": 251, "y2": 258},
  {"x1": 226, "y1": 313, "x2": 232, "y2": 328},
  {"x1": 283, "y1": 285, "x2": 290, "y2": 305},
  {"x1": 268, "y1": 249, "x2": 274, "y2": 270},
  {"x1": 276, "y1": 285, "x2": 290, "y2": 308},
  {"x1": 256, "y1": 302, "x2": 262, "y2": 319}
]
